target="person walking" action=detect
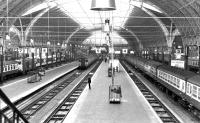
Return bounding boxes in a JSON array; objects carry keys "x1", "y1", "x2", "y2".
[{"x1": 88, "y1": 77, "x2": 91, "y2": 89}]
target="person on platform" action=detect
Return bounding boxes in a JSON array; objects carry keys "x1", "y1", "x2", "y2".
[{"x1": 88, "y1": 77, "x2": 91, "y2": 89}]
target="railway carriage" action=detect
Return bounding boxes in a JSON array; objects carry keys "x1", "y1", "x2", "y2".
[
  {"x1": 157, "y1": 66, "x2": 195, "y2": 98},
  {"x1": 186, "y1": 75, "x2": 200, "y2": 113},
  {"x1": 143, "y1": 60, "x2": 162, "y2": 78},
  {"x1": 78, "y1": 55, "x2": 98, "y2": 69},
  {"x1": 0, "y1": 61, "x2": 20, "y2": 79},
  {"x1": 124, "y1": 56, "x2": 200, "y2": 118}
]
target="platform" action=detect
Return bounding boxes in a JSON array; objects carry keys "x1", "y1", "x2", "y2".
[
  {"x1": 0, "y1": 61, "x2": 79, "y2": 109},
  {"x1": 63, "y1": 61, "x2": 162, "y2": 123}
]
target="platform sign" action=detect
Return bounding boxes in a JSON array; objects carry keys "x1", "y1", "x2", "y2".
[
  {"x1": 122, "y1": 49, "x2": 128, "y2": 54},
  {"x1": 115, "y1": 51, "x2": 121, "y2": 54},
  {"x1": 96, "y1": 48, "x2": 101, "y2": 53},
  {"x1": 171, "y1": 60, "x2": 185, "y2": 69},
  {"x1": 130, "y1": 51, "x2": 135, "y2": 54}
]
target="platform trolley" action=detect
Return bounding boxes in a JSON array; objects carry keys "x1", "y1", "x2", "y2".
[{"x1": 109, "y1": 85, "x2": 122, "y2": 103}]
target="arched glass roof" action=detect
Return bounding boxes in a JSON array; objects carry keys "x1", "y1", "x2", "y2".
[
  {"x1": 83, "y1": 31, "x2": 128, "y2": 45},
  {"x1": 22, "y1": 0, "x2": 164, "y2": 30}
]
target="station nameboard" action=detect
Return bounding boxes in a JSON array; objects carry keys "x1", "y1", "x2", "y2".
[
  {"x1": 122, "y1": 49, "x2": 128, "y2": 54},
  {"x1": 171, "y1": 60, "x2": 185, "y2": 69}
]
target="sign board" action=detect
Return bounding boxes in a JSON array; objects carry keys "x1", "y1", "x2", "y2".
[
  {"x1": 122, "y1": 49, "x2": 128, "y2": 54},
  {"x1": 130, "y1": 51, "x2": 135, "y2": 54},
  {"x1": 171, "y1": 60, "x2": 185, "y2": 69},
  {"x1": 42, "y1": 48, "x2": 47, "y2": 54},
  {"x1": 115, "y1": 51, "x2": 121, "y2": 54},
  {"x1": 96, "y1": 48, "x2": 101, "y2": 53},
  {"x1": 174, "y1": 53, "x2": 184, "y2": 60}
]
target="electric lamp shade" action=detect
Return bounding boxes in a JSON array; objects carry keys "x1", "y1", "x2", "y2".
[{"x1": 91, "y1": 0, "x2": 116, "y2": 11}]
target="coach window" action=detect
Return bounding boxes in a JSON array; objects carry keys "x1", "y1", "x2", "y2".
[
  {"x1": 5, "y1": 65, "x2": 8, "y2": 72},
  {"x1": 7, "y1": 65, "x2": 10, "y2": 71},
  {"x1": 165, "y1": 73, "x2": 167, "y2": 81},
  {"x1": 182, "y1": 80, "x2": 185, "y2": 91},
  {"x1": 187, "y1": 83, "x2": 190, "y2": 95},
  {"x1": 172, "y1": 77, "x2": 175, "y2": 85},
  {"x1": 3, "y1": 66, "x2": 6, "y2": 72},
  {"x1": 159, "y1": 71, "x2": 161, "y2": 78},
  {"x1": 167, "y1": 74, "x2": 170, "y2": 82},
  {"x1": 198, "y1": 88, "x2": 200, "y2": 101},
  {"x1": 177, "y1": 79, "x2": 180, "y2": 88},
  {"x1": 192, "y1": 85, "x2": 198, "y2": 98},
  {"x1": 174, "y1": 77, "x2": 176, "y2": 86},
  {"x1": 170, "y1": 76, "x2": 173, "y2": 84}
]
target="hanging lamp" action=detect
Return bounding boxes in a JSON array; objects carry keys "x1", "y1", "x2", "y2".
[{"x1": 91, "y1": 0, "x2": 116, "y2": 11}]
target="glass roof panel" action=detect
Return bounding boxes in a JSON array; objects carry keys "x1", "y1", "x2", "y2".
[
  {"x1": 130, "y1": 1, "x2": 163, "y2": 13},
  {"x1": 55, "y1": 0, "x2": 133, "y2": 29},
  {"x1": 22, "y1": 2, "x2": 56, "y2": 16},
  {"x1": 83, "y1": 31, "x2": 128, "y2": 45},
  {"x1": 21, "y1": 0, "x2": 163, "y2": 30}
]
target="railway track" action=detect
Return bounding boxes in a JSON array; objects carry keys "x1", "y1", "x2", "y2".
[
  {"x1": 3, "y1": 68, "x2": 82, "y2": 120},
  {"x1": 121, "y1": 61, "x2": 180, "y2": 123},
  {"x1": 20, "y1": 70, "x2": 83, "y2": 119},
  {"x1": 43, "y1": 61, "x2": 101, "y2": 123}
]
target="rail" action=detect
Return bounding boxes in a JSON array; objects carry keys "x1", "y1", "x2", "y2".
[
  {"x1": 43, "y1": 61, "x2": 101, "y2": 123},
  {"x1": 0, "y1": 89, "x2": 29, "y2": 123},
  {"x1": 121, "y1": 61, "x2": 180, "y2": 123}
]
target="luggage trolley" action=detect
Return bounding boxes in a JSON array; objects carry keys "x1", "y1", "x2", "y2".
[{"x1": 109, "y1": 85, "x2": 122, "y2": 103}]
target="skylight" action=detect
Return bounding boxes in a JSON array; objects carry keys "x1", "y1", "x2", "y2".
[
  {"x1": 83, "y1": 31, "x2": 128, "y2": 45},
  {"x1": 22, "y1": 1, "x2": 56, "y2": 16},
  {"x1": 129, "y1": 1, "x2": 163, "y2": 13},
  {"x1": 22, "y1": 0, "x2": 163, "y2": 30},
  {"x1": 55, "y1": 0, "x2": 133, "y2": 29}
]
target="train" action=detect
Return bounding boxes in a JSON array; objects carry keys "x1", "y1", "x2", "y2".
[
  {"x1": 123, "y1": 55, "x2": 200, "y2": 119},
  {"x1": 0, "y1": 55, "x2": 70, "y2": 81},
  {"x1": 78, "y1": 55, "x2": 99, "y2": 69}
]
